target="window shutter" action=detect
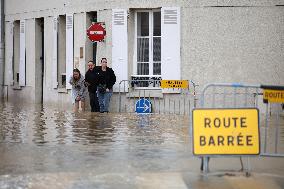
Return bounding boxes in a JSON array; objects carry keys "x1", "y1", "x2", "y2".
[
  {"x1": 19, "y1": 20, "x2": 26, "y2": 86},
  {"x1": 112, "y1": 9, "x2": 128, "y2": 92},
  {"x1": 66, "y1": 14, "x2": 73, "y2": 90},
  {"x1": 52, "y1": 17, "x2": 58, "y2": 89},
  {"x1": 161, "y1": 7, "x2": 180, "y2": 92},
  {"x1": 7, "y1": 22, "x2": 14, "y2": 86}
]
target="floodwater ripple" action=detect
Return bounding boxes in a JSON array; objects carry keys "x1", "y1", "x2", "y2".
[{"x1": 1, "y1": 102, "x2": 284, "y2": 189}]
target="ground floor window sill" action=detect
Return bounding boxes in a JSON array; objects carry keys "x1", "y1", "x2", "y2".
[
  {"x1": 12, "y1": 86, "x2": 22, "y2": 90},
  {"x1": 57, "y1": 88, "x2": 68, "y2": 93},
  {"x1": 126, "y1": 89, "x2": 163, "y2": 98}
]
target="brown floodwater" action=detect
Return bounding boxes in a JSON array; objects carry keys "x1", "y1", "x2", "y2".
[{"x1": 0, "y1": 101, "x2": 284, "y2": 189}]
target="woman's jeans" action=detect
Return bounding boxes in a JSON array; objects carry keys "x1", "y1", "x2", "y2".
[{"x1": 97, "y1": 90, "x2": 113, "y2": 112}]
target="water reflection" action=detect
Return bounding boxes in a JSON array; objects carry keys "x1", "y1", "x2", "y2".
[
  {"x1": 0, "y1": 102, "x2": 27, "y2": 143},
  {"x1": 0, "y1": 102, "x2": 189, "y2": 147},
  {"x1": 70, "y1": 113, "x2": 115, "y2": 144},
  {"x1": 1, "y1": 101, "x2": 284, "y2": 177},
  {"x1": 32, "y1": 105, "x2": 47, "y2": 145},
  {"x1": 54, "y1": 111, "x2": 70, "y2": 144},
  {"x1": 0, "y1": 101, "x2": 283, "y2": 153}
]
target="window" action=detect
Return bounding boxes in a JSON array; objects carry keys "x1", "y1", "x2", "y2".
[
  {"x1": 135, "y1": 10, "x2": 161, "y2": 76},
  {"x1": 13, "y1": 20, "x2": 20, "y2": 86},
  {"x1": 133, "y1": 10, "x2": 161, "y2": 87},
  {"x1": 58, "y1": 15, "x2": 66, "y2": 88}
]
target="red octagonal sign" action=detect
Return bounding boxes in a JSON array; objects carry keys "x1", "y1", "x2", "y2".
[{"x1": 87, "y1": 23, "x2": 106, "y2": 42}]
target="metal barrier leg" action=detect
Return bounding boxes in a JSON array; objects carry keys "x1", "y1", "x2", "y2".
[
  {"x1": 275, "y1": 104, "x2": 280, "y2": 154},
  {"x1": 179, "y1": 99, "x2": 181, "y2": 115},
  {"x1": 239, "y1": 157, "x2": 244, "y2": 171},
  {"x1": 264, "y1": 103, "x2": 269, "y2": 153},
  {"x1": 159, "y1": 98, "x2": 161, "y2": 114},
  {"x1": 204, "y1": 157, "x2": 209, "y2": 173},
  {"x1": 153, "y1": 97, "x2": 156, "y2": 113},
  {"x1": 173, "y1": 98, "x2": 175, "y2": 114},
  {"x1": 184, "y1": 98, "x2": 186, "y2": 115},
  {"x1": 169, "y1": 98, "x2": 171, "y2": 114},
  {"x1": 245, "y1": 157, "x2": 251, "y2": 177},
  {"x1": 118, "y1": 90, "x2": 121, "y2": 113},
  {"x1": 201, "y1": 158, "x2": 204, "y2": 171},
  {"x1": 188, "y1": 98, "x2": 190, "y2": 116},
  {"x1": 125, "y1": 101, "x2": 127, "y2": 113},
  {"x1": 200, "y1": 157, "x2": 210, "y2": 173},
  {"x1": 163, "y1": 98, "x2": 166, "y2": 114}
]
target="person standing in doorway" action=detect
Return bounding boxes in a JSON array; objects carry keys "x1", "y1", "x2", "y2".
[
  {"x1": 96, "y1": 58, "x2": 116, "y2": 113},
  {"x1": 85, "y1": 60, "x2": 100, "y2": 112},
  {"x1": 69, "y1": 68, "x2": 87, "y2": 112}
]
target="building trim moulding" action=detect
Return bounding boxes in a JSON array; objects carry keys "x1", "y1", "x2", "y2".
[{"x1": 5, "y1": 0, "x2": 284, "y2": 21}]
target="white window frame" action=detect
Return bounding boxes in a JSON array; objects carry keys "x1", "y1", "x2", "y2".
[{"x1": 133, "y1": 9, "x2": 161, "y2": 89}]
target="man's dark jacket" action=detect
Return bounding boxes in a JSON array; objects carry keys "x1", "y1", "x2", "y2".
[
  {"x1": 95, "y1": 66, "x2": 116, "y2": 90},
  {"x1": 85, "y1": 67, "x2": 99, "y2": 93}
]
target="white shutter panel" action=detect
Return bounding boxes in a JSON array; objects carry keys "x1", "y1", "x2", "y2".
[
  {"x1": 112, "y1": 9, "x2": 128, "y2": 92},
  {"x1": 52, "y1": 17, "x2": 58, "y2": 89},
  {"x1": 19, "y1": 20, "x2": 26, "y2": 86},
  {"x1": 7, "y1": 22, "x2": 14, "y2": 86},
  {"x1": 161, "y1": 7, "x2": 180, "y2": 92},
  {"x1": 66, "y1": 14, "x2": 73, "y2": 90}
]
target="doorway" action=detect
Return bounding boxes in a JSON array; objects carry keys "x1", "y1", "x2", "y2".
[
  {"x1": 35, "y1": 18, "x2": 44, "y2": 103},
  {"x1": 86, "y1": 11, "x2": 97, "y2": 66}
]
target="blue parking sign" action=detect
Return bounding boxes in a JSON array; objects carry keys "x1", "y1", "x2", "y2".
[{"x1": 135, "y1": 98, "x2": 151, "y2": 114}]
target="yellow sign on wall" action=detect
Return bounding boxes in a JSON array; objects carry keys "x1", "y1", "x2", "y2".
[
  {"x1": 263, "y1": 89, "x2": 284, "y2": 103},
  {"x1": 160, "y1": 80, "x2": 189, "y2": 89},
  {"x1": 192, "y1": 108, "x2": 260, "y2": 155}
]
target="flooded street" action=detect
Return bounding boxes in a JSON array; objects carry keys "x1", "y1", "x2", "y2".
[{"x1": 0, "y1": 101, "x2": 284, "y2": 189}]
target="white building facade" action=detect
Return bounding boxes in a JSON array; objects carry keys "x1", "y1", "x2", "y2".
[{"x1": 2, "y1": 0, "x2": 284, "y2": 109}]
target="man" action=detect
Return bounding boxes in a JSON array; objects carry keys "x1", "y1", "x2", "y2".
[
  {"x1": 85, "y1": 60, "x2": 100, "y2": 112},
  {"x1": 96, "y1": 58, "x2": 116, "y2": 113}
]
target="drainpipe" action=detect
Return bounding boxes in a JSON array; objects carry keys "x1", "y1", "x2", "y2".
[{"x1": 0, "y1": 0, "x2": 4, "y2": 99}]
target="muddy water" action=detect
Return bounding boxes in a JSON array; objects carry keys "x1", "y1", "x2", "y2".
[{"x1": 0, "y1": 102, "x2": 284, "y2": 189}]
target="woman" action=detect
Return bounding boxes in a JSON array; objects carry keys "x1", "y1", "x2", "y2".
[
  {"x1": 96, "y1": 58, "x2": 116, "y2": 113},
  {"x1": 69, "y1": 68, "x2": 87, "y2": 112}
]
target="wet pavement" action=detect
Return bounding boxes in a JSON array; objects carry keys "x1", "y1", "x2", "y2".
[{"x1": 0, "y1": 101, "x2": 284, "y2": 189}]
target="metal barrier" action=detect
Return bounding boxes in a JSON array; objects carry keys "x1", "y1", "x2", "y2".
[
  {"x1": 118, "y1": 79, "x2": 197, "y2": 115},
  {"x1": 196, "y1": 83, "x2": 284, "y2": 173},
  {"x1": 261, "y1": 85, "x2": 284, "y2": 157}
]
